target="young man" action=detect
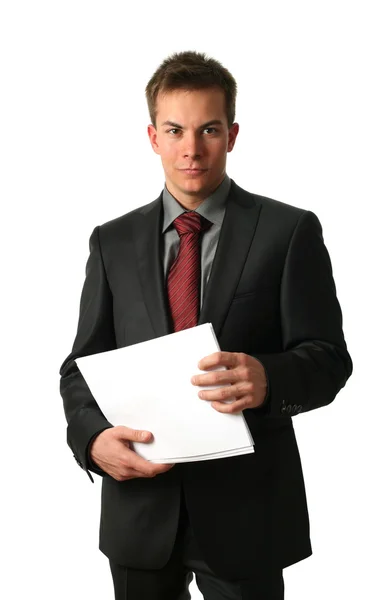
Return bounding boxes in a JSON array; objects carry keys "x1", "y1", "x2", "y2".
[{"x1": 60, "y1": 50, "x2": 353, "y2": 599}]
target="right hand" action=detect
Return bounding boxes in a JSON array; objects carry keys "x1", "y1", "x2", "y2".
[{"x1": 90, "y1": 426, "x2": 175, "y2": 481}]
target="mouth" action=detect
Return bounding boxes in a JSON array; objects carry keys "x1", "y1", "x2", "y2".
[{"x1": 180, "y1": 169, "x2": 207, "y2": 175}]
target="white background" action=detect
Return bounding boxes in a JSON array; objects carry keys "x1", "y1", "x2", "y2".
[{"x1": 1, "y1": 1, "x2": 391, "y2": 598}]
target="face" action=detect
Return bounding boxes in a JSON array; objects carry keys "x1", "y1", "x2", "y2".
[{"x1": 147, "y1": 87, "x2": 239, "y2": 209}]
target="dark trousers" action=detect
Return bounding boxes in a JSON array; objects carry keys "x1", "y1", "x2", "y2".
[{"x1": 110, "y1": 492, "x2": 284, "y2": 600}]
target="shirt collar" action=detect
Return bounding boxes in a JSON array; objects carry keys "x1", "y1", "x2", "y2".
[{"x1": 161, "y1": 173, "x2": 231, "y2": 233}]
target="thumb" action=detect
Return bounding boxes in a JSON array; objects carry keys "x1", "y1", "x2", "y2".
[{"x1": 117, "y1": 426, "x2": 152, "y2": 442}]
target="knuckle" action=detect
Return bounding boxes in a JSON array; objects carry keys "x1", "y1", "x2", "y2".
[
  {"x1": 237, "y1": 367, "x2": 245, "y2": 380},
  {"x1": 242, "y1": 366, "x2": 251, "y2": 380},
  {"x1": 143, "y1": 467, "x2": 156, "y2": 478},
  {"x1": 115, "y1": 425, "x2": 127, "y2": 436}
]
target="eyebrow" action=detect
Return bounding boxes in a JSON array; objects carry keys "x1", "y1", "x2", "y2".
[{"x1": 161, "y1": 119, "x2": 224, "y2": 129}]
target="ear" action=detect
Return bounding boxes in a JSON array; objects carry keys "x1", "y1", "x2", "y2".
[
  {"x1": 147, "y1": 124, "x2": 161, "y2": 155},
  {"x1": 227, "y1": 122, "x2": 240, "y2": 153}
]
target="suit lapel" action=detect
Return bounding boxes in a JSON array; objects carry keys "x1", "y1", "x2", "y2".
[
  {"x1": 131, "y1": 179, "x2": 262, "y2": 341},
  {"x1": 131, "y1": 194, "x2": 172, "y2": 339},
  {"x1": 198, "y1": 180, "x2": 262, "y2": 338}
]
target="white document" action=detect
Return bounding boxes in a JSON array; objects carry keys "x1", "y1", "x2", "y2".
[{"x1": 75, "y1": 323, "x2": 254, "y2": 463}]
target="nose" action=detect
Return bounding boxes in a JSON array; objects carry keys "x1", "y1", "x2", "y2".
[{"x1": 182, "y1": 133, "x2": 203, "y2": 159}]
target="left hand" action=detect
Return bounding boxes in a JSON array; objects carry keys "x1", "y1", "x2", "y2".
[{"x1": 191, "y1": 352, "x2": 268, "y2": 414}]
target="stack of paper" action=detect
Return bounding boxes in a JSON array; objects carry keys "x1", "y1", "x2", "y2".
[{"x1": 75, "y1": 323, "x2": 254, "y2": 463}]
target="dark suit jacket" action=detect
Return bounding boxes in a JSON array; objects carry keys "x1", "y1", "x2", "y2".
[{"x1": 59, "y1": 178, "x2": 352, "y2": 580}]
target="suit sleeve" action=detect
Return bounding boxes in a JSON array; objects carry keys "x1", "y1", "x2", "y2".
[
  {"x1": 251, "y1": 210, "x2": 353, "y2": 418},
  {"x1": 59, "y1": 225, "x2": 115, "y2": 481}
]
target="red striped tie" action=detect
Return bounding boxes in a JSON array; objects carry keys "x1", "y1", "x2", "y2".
[{"x1": 167, "y1": 212, "x2": 211, "y2": 332}]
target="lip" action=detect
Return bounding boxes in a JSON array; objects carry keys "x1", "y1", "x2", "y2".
[{"x1": 180, "y1": 169, "x2": 207, "y2": 175}]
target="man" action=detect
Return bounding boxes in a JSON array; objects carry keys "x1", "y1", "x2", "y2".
[{"x1": 60, "y1": 50, "x2": 353, "y2": 599}]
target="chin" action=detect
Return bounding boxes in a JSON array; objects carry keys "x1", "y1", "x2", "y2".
[{"x1": 177, "y1": 178, "x2": 204, "y2": 190}]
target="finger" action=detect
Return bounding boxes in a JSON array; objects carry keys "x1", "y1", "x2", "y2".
[
  {"x1": 114, "y1": 468, "x2": 154, "y2": 481},
  {"x1": 198, "y1": 384, "x2": 238, "y2": 401},
  {"x1": 198, "y1": 351, "x2": 238, "y2": 371},
  {"x1": 125, "y1": 463, "x2": 174, "y2": 479},
  {"x1": 121, "y1": 445, "x2": 175, "y2": 477},
  {"x1": 118, "y1": 447, "x2": 157, "y2": 475},
  {"x1": 211, "y1": 398, "x2": 247, "y2": 414},
  {"x1": 191, "y1": 368, "x2": 240, "y2": 387},
  {"x1": 116, "y1": 464, "x2": 174, "y2": 481},
  {"x1": 115, "y1": 468, "x2": 148, "y2": 481}
]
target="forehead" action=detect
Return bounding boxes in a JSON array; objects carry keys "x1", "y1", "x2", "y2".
[{"x1": 156, "y1": 87, "x2": 226, "y2": 125}]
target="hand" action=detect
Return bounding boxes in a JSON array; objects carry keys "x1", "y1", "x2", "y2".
[
  {"x1": 90, "y1": 426, "x2": 175, "y2": 481},
  {"x1": 191, "y1": 351, "x2": 267, "y2": 414}
]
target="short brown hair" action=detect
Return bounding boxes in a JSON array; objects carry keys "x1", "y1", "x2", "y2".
[{"x1": 145, "y1": 50, "x2": 237, "y2": 129}]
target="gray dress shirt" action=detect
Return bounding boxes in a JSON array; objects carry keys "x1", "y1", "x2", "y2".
[{"x1": 162, "y1": 173, "x2": 231, "y2": 310}]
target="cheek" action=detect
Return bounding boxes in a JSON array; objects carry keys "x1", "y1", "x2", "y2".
[
  {"x1": 160, "y1": 147, "x2": 177, "y2": 167},
  {"x1": 167, "y1": 144, "x2": 179, "y2": 159},
  {"x1": 211, "y1": 140, "x2": 228, "y2": 158}
]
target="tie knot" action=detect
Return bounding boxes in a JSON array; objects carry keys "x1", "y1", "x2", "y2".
[{"x1": 173, "y1": 212, "x2": 211, "y2": 236}]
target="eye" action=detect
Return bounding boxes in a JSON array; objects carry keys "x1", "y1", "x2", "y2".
[{"x1": 166, "y1": 127, "x2": 218, "y2": 135}]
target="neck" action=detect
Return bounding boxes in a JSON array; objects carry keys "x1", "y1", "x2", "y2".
[{"x1": 166, "y1": 173, "x2": 226, "y2": 210}]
